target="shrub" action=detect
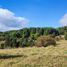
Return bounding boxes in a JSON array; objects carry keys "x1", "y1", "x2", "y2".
[
  {"x1": 0, "y1": 43, "x2": 5, "y2": 49},
  {"x1": 28, "y1": 38, "x2": 35, "y2": 47},
  {"x1": 36, "y1": 36, "x2": 56, "y2": 47},
  {"x1": 64, "y1": 32, "x2": 67, "y2": 40}
]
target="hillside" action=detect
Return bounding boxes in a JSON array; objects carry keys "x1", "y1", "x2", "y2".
[
  {"x1": 0, "y1": 40, "x2": 67, "y2": 67},
  {"x1": 0, "y1": 26, "x2": 67, "y2": 48}
]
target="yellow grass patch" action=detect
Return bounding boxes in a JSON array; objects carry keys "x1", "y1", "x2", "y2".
[{"x1": 0, "y1": 40, "x2": 67, "y2": 67}]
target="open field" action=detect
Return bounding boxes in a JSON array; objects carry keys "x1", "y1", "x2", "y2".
[{"x1": 0, "y1": 40, "x2": 67, "y2": 67}]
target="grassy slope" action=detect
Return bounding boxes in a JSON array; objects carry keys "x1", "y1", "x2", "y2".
[{"x1": 0, "y1": 40, "x2": 67, "y2": 67}]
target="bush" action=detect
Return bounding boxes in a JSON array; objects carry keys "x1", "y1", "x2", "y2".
[
  {"x1": 36, "y1": 36, "x2": 56, "y2": 47},
  {"x1": 64, "y1": 32, "x2": 67, "y2": 40},
  {"x1": 0, "y1": 43, "x2": 5, "y2": 49},
  {"x1": 28, "y1": 38, "x2": 35, "y2": 47}
]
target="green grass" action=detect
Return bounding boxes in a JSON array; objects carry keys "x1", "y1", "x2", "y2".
[{"x1": 0, "y1": 40, "x2": 67, "y2": 67}]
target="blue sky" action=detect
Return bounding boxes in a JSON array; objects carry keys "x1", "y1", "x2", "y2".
[{"x1": 0, "y1": 0, "x2": 67, "y2": 31}]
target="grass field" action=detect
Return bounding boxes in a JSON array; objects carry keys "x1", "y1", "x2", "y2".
[{"x1": 0, "y1": 40, "x2": 67, "y2": 67}]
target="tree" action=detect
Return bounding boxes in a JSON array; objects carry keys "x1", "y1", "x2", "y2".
[
  {"x1": 5, "y1": 34, "x2": 11, "y2": 48},
  {"x1": 30, "y1": 28, "x2": 36, "y2": 34},
  {"x1": 23, "y1": 28, "x2": 30, "y2": 38},
  {"x1": 16, "y1": 31, "x2": 22, "y2": 38},
  {"x1": 27, "y1": 38, "x2": 35, "y2": 47}
]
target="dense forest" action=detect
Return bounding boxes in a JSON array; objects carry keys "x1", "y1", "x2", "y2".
[{"x1": 0, "y1": 26, "x2": 67, "y2": 49}]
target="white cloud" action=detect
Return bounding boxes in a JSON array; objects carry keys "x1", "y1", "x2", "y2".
[
  {"x1": 0, "y1": 8, "x2": 29, "y2": 31},
  {"x1": 59, "y1": 14, "x2": 67, "y2": 26}
]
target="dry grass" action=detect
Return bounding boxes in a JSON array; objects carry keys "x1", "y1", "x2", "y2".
[{"x1": 0, "y1": 40, "x2": 67, "y2": 67}]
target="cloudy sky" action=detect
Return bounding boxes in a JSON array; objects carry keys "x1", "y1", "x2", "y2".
[{"x1": 0, "y1": 0, "x2": 67, "y2": 31}]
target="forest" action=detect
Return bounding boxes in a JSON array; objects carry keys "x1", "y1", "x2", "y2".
[{"x1": 0, "y1": 26, "x2": 67, "y2": 49}]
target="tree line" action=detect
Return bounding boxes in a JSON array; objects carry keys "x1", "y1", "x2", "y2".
[{"x1": 0, "y1": 26, "x2": 67, "y2": 48}]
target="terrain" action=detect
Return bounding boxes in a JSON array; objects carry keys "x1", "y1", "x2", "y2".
[{"x1": 0, "y1": 40, "x2": 67, "y2": 67}]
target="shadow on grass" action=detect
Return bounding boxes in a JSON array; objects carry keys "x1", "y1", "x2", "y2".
[{"x1": 0, "y1": 54, "x2": 22, "y2": 59}]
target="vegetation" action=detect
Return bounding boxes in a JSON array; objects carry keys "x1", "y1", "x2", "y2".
[
  {"x1": 0, "y1": 40, "x2": 67, "y2": 67},
  {"x1": 64, "y1": 32, "x2": 67, "y2": 40},
  {"x1": 0, "y1": 26, "x2": 67, "y2": 48},
  {"x1": 36, "y1": 36, "x2": 56, "y2": 47},
  {"x1": 0, "y1": 27, "x2": 59, "y2": 48},
  {"x1": 57, "y1": 26, "x2": 67, "y2": 35}
]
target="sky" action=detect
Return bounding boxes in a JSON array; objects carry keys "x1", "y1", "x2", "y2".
[{"x1": 0, "y1": 0, "x2": 67, "y2": 31}]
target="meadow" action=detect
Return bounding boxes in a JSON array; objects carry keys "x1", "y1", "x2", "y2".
[{"x1": 0, "y1": 40, "x2": 67, "y2": 67}]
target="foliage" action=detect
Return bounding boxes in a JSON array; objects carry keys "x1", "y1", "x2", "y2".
[
  {"x1": 57, "y1": 26, "x2": 67, "y2": 35},
  {"x1": 36, "y1": 36, "x2": 56, "y2": 47},
  {"x1": 64, "y1": 32, "x2": 67, "y2": 40},
  {"x1": 0, "y1": 27, "x2": 65, "y2": 48}
]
